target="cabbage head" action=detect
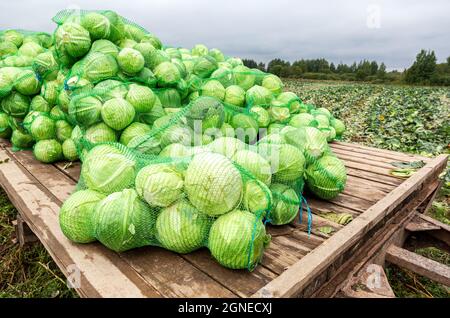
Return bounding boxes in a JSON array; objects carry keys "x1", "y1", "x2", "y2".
[
  {"x1": 30, "y1": 115, "x2": 56, "y2": 140},
  {"x1": 135, "y1": 163, "x2": 184, "y2": 207},
  {"x1": 269, "y1": 183, "x2": 300, "y2": 225},
  {"x1": 284, "y1": 126, "x2": 329, "y2": 165},
  {"x1": 207, "y1": 137, "x2": 246, "y2": 158},
  {"x1": 101, "y1": 98, "x2": 135, "y2": 130},
  {"x1": 33, "y1": 139, "x2": 63, "y2": 163},
  {"x1": 193, "y1": 55, "x2": 218, "y2": 79},
  {"x1": 231, "y1": 113, "x2": 259, "y2": 144},
  {"x1": 55, "y1": 23, "x2": 91, "y2": 58},
  {"x1": 90, "y1": 39, "x2": 119, "y2": 57},
  {"x1": 331, "y1": 118, "x2": 345, "y2": 136},
  {"x1": 262, "y1": 74, "x2": 283, "y2": 95},
  {"x1": 156, "y1": 200, "x2": 211, "y2": 254},
  {"x1": 154, "y1": 61, "x2": 181, "y2": 86},
  {"x1": 276, "y1": 92, "x2": 303, "y2": 113},
  {"x1": 93, "y1": 189, "x2": 157, "y2": 252},
  {"x1": 245, "y1": 85, "x2": 273, "y2": 107},
  {"x1": 11, "y1": 129, "x2": 34, "y2": 149},
  {"x1": 268, "y1": 106, "x2": 290, "y2": 124},
  {"x1": 84, "y1": 122, "x2": 118, "y2": 144},
  {"x1": 186, "y1": 96, "x2": 225, "y2": 133},
  {"x1": 201, "y1": 80, "x2": 225, "y2": 101},
  {"x1": 56, "y1": 120, "x2": 73, "y2": 142},
  {"x1": 232, "y1": 149, "x2": 271, "y2": 185},
  {"x1": 208, "y1": 210, "x2": 270, "y2": 270},
  {"x1": 242, "y1": 180, "x2": 272, "y2": 216},
  {"x1": 117, "y1": 48, "x2": 145, "y2": 75},
  {"x1": 62, "y1": 139, "x2": 79, "y2": 161},
  {"x1": 126, "y1": 84, "x2": 156, "y2": 113},
  {"x1": 59, "y1": 190, "x2": 105, "y2": 243},
  {"x1": 305, "y1": 155, "x2": 347, "y2": 200},
  {"x1": 81, "y1": 12, "x2": 111, "y2": 40},
  {"x1": 159, "y1": 143, "x2": 191, "y2": 158},
  {"x1": 211, "y1": 67, "x2": 234, "y2": 87},
  {"x1": 250, "y1": 106, "x2": 270, "y2": 128},
  {"x1": 30, "y1": 95, "x2": 51, "y2": 113},
  {"x1": 191, "y1": 44, "x2": 209, "y2": 56},
  {"x1": 0, "y1": 112, "x2": 12, "y2": 139},
  {"x1": 185, "y1": 152, "x2": 243, "y2": 216},
  {"x1": 289, "y1": 113, "x2": 316, "y2": 128},
  {"x1": 70, "y1": 96, "x2": 102, "y2": 127},
  {"x1": 82, "y1": 52, "x2": 119, "y2": 83},
  {"x1": 14, "y1": 70, "x2": 41, "y2": 95},
  {"x1": 233, "y1": 65, "x2": 255, "y2": 90},
  {"x1": 1, "y1": 91, "x2": 30, "y2": 118},
  {"x1": 119, "y1": 122, "x2": 151, "y2": 146},
  {"x1": 224, "y1": 85, "x2": 245, "y2": 107},
  {"x1": 258, "y1": 142, "x2": 305, "y2": 182},
  {"x1": 81, "y1": 146, "x2": 136, "y2": 194}
]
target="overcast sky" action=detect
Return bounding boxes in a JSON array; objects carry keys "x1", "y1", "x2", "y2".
[{"x1": 1, "y1": 0, "x2": 449, "y2": 70}]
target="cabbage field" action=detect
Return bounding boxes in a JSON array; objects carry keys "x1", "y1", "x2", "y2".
[{"x1": 0, "y1": 9, "x2": 350, "y2": 272}]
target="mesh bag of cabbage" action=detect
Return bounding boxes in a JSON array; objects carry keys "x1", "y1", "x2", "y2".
[{"x1": 60, "y1": 138, "x2": 277, "y2": 271}]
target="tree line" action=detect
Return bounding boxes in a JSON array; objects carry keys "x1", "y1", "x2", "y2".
[{"x1": 243, "y1": 49, "x2": 450, "y2": 86}]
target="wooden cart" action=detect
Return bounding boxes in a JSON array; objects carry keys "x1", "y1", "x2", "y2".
[{"x1": 0, "y1": 140, "x2": 448, "y2": 298}]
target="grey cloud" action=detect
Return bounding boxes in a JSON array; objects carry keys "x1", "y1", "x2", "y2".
[{"x1": 0, "y1": 0, "x2": 449, "y2": 69}]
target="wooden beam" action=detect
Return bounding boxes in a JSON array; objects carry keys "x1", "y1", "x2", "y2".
[
  {"x1": 386, "y1": 245, "x2": 450, "y2": 287},
  {"x1": 252, "y1": 154, "x2": 448, "y2": 298},
  {"x1": 12, "y1": 214, "x2": 38, "y2": 246}
]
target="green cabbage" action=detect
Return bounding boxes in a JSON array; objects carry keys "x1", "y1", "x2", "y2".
[
  {"x1": 135, "y1": 163, "x2": 184, "y2": 207},
  {"x1": 154, "y1": 61, "x2": 181, "y2": 86},
  {"x1": 305, "y1": 155, "x2": 347, "y2": 199},
  {"x1": 208, "y1": 210, "x2": 270, "y2": 270},
  {"x1": 33, "y1": 139, "x2": 63, "y2": 163},
  {"x1": 269, "y1": 183, "x2": 300, "y2": 225},
  {"x1": 232, "y1": 149, "x2": 271, "y2": 185},
  {"x1": 186, "y1": 96, "x2": 225, "y2": 133},
  {"x1": 185, "y1": 152, "x2": 243, "y2": 216},
  {"x1": 201, "y1": 80, "x2": 225, "y2": 101},
  {"x1": 81, "y1": 146, "x2": 136, "y2": 194},
  {"x1": 1, "y1": 91, "x2": 30, "y2": 118},
  {"x1": 11, "y1": 129, "x2": 34, "y2": 149},
  {"x1": 117, "y1": 48, "x2": 145, "y2": 75},
  {"x1": 224, "y1": 85, "x2": 245, "y2": 107},
  {"x1": 262, "y1": 74, "x2": 283, "y2": 95},
  {"x1": 82, "y1": 52, "x2": 119, "y2": 83},
  {"x1": 56, "y1": 120, "x2": 73, "y2": 142},
  {"x1": 242, "y1": 180, "x2": 272, "y2": 216},
  {"x1": 126, "y1": 84, "x2": 156, "y2": 113},
  {"x1": 62, "y1": 139, "x2": 79, "y2": 161},
  {"x1": 0, "y1": 112, "x2": 12, "y2": 139},
  {"x1": 156, "y1": 200, "x2": 211, "y2": 253},
  {"x1": 59, "y1": 190, "x2": 105, "y2": 243},
  {"x1": 289, "y1": 113, "x2": 316, "y2": 128},
  {"x1": 30, "y1": 115, "x2": 56, "y2": 140},
  {"x1": 81, "y1": 12, "x2": 111, "y2": 40},
  {"x1": 93, "y1": 189, "x2": 157, "y2": 252},
  {"x1": 245, "y1": 85, "x2": 273, "y2": 107},
  {"x1": 84, "y1": 122, "x2": 118, "y2": 144},
  {"x1": 207, "y1": 137, "x2": 246, "y2": 158},
  {"x1": 101, "y1": 98, "x2": 135, "y2": 130},
  {"x1": 233, "y1": 65, "x2": 255, "y2": 90},
  {"x1": 250, "y1": 106, "x2": 270, "y2": 128},
  {"x1": 119, "y1": 122, "x2": 151, "y2": 146},
  {"x1": 55, "y1": 23, "x2": 92, "y2": 58},
  {"x1": 70, "y1": 96, "x2": 102, "y2": 127}
]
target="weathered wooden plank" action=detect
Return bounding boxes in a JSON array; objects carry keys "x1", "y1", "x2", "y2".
[
  {"x1": 181, "y1": 249, "x2": 277, "y2": 298},
  {"x1": 345, "y1": 166, "x2": 402, "y2": 187},
  {"x1": 252, "y1": 154, "x2": 448, "y2": 297},
  {"x1": 332, "y1": 142, "x2": 429, "y2": 162},
  {"x1": 386, "y1": 245, "x2": 450, "y2": 287},
  {"x1": 54, "y1": 161, "x2": 81, "y2": 181},
  {"x1": 121, "y1": 247, "x2": 238, "y2": 297},
  {"x1": 0, "y1": 150, "x2": 161, "y2": 298},
  {"x1": 342, "y1": 160, "x2": 400, "y2": 179},
  {"x1": 334, "y1": 150, "x2": 399, "y2": 170}
]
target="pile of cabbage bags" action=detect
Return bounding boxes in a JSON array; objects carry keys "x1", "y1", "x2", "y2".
[{"x1": 0, "y1": 9, "x2": 348, "y2": 270}]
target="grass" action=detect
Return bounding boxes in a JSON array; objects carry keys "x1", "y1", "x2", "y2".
[
  {"x1": 386, "y1": 247, "x2": 450, "y2": 298},
  {"x1": 0, "y1": 187, "x2": 77, "y2": 298}
]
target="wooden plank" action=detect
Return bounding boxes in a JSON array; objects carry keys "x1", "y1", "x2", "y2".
[
  {"x1": 342, "y1": 159, "x2": 401, "y2": 179},
  {"x1": 252, "y1": 154, "x2": 448, "y2": 297},
  {"x1": 386, "y1": 245, "x2": 450, "y2": 287},
  {"x1": 54, "y1": 161, "x2": 81, "y2": 181},
  {"x1": 4, "y1": 148, "x2": 237, "y2": 298},
  {"x1": 181, "y1": 249, "x2": 277, "y2": 298},
  {"x1": 332, "y1": 142, "x2": 430, "y2": 162},
  {"x1": 333, "y1": 147, "x2": 412, "y2": 166},
  {"x1": 0, "y1": 150, "x2": 161, "y2": 298},
  {"x1": 406, "y1": 219, "x2": 441, "y2": 232},
  {"x1": 345, "y1": 166, "x2": 402, "y2": 187},
  {"x1": 333, "y1": 150, "x2": 400, "y2": 170},
  {"x1": 121, "y1": 247, "x2": 237, "y2": 298}
]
